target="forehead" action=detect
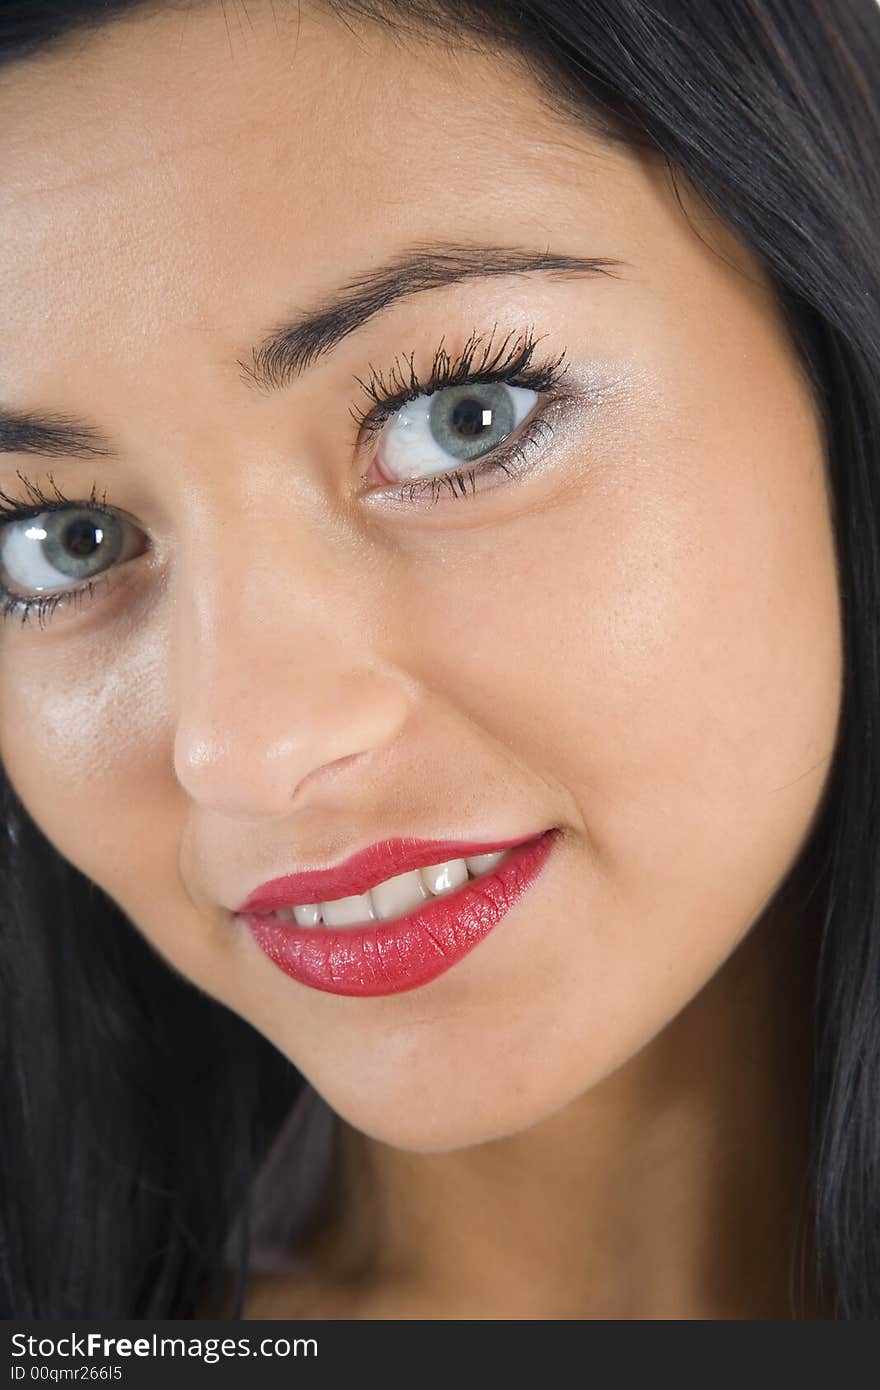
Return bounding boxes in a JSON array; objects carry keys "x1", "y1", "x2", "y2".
[
  {"x1": 0, "y1": 3, "x2": 629, "y2": 287},
  {"x1": 1, "y1": 0, "x2": 756, "y2": 483}
]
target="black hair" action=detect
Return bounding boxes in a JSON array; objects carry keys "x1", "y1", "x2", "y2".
[{"x1": 1, "y1": 0, "x2": 878, "y2": 1318}]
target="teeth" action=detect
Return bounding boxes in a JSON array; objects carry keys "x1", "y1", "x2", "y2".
[
  {"x1": 419, "y1": 857, "x2": 469, "y2": 895},
  {"x1": 292, "y1": 903, "x2": 320, "y2": 927},
  {"x1": 370, "y1": 868, "x2": 430, "y2": 922},
  {"x1": 464, "y1": 850, "x2": 506, "y2": 875},
  {"x1": 271, "y1": 847, "x2": 512, "y2": 929},
  {"x1": 319, "y1": 891, "x2": 376, "y2": 928}
]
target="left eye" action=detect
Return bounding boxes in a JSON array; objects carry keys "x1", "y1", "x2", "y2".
[{"x1": 376, "y1": 382, "x2": 539, "y2": 483}]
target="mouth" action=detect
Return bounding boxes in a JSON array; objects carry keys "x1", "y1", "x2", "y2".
[{"x1": 236, "y1": 828, "x2": 560, "y2": 997}]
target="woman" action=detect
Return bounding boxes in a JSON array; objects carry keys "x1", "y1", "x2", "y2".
[{"x1": 0, "y1": 0, "x2": 877, "y2": 1320}]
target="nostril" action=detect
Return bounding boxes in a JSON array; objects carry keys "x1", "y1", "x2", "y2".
[{"x1": 289, "y1": 749, "x2": 369, "y2": 803}]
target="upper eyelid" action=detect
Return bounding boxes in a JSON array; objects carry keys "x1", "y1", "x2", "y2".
[{"x1": 349, "y1": 327, "x2": 570, "y2": 436}]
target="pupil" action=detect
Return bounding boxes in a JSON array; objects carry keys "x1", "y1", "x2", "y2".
[
  {"x1": 451, "y1": 397, "x2": 490, "y2": 439},
  {"x1": 64, "y1": 518, "x2": 101, "y2": 557}
]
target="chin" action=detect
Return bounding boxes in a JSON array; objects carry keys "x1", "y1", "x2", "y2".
[{"x1": 322, "y1": 1074, "x2": 579, "y2": 1154}]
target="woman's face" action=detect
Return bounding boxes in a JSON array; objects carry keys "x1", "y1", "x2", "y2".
[{"x1": 0, "y1": 2, "x2": 842, "y2": 1151}]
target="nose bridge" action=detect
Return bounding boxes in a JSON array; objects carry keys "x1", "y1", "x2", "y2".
[{"x1": 170, "y1": 512, "x2": 413, "y2": 818}]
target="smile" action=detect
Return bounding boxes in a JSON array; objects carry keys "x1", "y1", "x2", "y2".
[
  {"x1": 237, "y1": 828, "x2": 560, "y2": 997},
  {"x1": 265, "y1": 848, "x2": 513, "y2": 928}
]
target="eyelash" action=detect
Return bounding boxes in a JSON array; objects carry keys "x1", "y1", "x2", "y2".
[
  {"x1": 350, "y1": 323, "x2": 570, "y2": 503},
  {"x1": 0, "y1": 325, "x2": 572, "y2": 628}
]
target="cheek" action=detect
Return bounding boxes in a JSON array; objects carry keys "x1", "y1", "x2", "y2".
[
  {"x1": 400, "y1": 420, "x2": 841, "y2": 837},
  {"x1": 0, "y1": 640, "x2": 227, "y2": 995},
  {"x1": 392, "y1": 370, "x2": 842, "y2": 994},
  {"x1": 0, "y1": 628, "x2": 185, "y2": 931}
]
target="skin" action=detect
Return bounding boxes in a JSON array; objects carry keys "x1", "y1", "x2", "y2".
[{"x1": 0, "y1": 2, "x2": 843, "y2": 1318}]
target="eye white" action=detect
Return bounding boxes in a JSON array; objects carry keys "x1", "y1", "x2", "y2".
[{"x1": 378, "y1": 382, "x2": 539, "y2": 483}]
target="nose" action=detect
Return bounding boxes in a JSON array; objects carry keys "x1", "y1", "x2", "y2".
[{"x1": 171, "y1": 535, "x2": 415, "y2": 820}]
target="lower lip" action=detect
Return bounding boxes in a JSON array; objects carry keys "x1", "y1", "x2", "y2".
[{"x1": 239, "y1": 828, "x2": 560, "y2": 997}]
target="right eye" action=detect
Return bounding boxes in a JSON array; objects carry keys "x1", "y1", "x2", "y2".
[{"x1": 0, "y1": 506, "x2": 147, "y2": 599}]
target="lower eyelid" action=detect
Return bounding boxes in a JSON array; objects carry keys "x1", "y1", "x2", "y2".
[{"x1": 0, "y1": 538, "x2": 149, "y2": 630}]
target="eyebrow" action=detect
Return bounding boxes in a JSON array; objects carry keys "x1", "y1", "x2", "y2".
[{"x1": 0, "y1": 241, "x2": 625, "y2": 461}]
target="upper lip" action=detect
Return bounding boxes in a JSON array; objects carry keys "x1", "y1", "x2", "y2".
[{"x1": 234, "y1": 831, "x2": 547, "y2": 916}]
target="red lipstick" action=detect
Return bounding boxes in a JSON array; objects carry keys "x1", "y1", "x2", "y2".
[{"x1": 236, "y1": 828, "x2": 559, "y2": 997}]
